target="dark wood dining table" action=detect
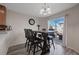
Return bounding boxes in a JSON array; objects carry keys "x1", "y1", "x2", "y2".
[{"x1": 33, "y1": 31, "x2": 50, "y2": 55}]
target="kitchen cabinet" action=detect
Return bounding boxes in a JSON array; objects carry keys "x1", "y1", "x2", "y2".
[{"x1": 0, "y1": 5, "x2": 6, "y2": 25}]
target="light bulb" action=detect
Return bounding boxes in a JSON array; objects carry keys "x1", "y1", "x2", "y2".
[
  {"x1": 40, "y1": 8, "x2": 44, "y2": 14},
  {"x1": 47, "y1": 8, "x2": 50, "y2": 11}
]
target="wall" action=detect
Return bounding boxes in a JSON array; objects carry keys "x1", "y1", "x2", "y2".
[
  {"x1": 38, "y1": 17, "x2": 49, "y2": 31},
  {"x1": 6, "y1": 10, "x2": 48, "y2": 46},
  {"x1": 48, "y1": 4, "x2": 79, "y2": 53}
]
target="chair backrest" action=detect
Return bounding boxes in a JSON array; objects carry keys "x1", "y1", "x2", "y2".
[
  {"x1": 24, "y1": 29, "x2": 34, "y2": 41},
  {"x1": 48, "y1": 32, "x2": 55, "y2": 38}
]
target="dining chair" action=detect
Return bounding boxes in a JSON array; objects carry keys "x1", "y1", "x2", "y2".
[
  {"x1": 48, "y1": 32, "x2": 55, "y2": 49},
  {"x1": 24, "y1": 29, "x2": 43, "y2": 55}
]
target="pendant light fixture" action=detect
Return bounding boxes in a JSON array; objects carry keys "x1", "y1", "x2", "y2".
[{"x1": 40, "y1": 3, "x2": 51, "y2": 15}]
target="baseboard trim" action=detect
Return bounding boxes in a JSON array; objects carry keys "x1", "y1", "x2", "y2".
[{"x1": 65, "y1": 46, "x2": 79, "y2": 55}]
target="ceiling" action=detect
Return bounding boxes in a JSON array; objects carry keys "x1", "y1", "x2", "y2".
[{"x1": 1, "y1": 3, "x2": 78, "y2": 17}]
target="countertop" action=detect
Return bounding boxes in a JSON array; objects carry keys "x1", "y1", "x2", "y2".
[{"x1": 0, "y1": 31, "x2": 13, "y2": 55}]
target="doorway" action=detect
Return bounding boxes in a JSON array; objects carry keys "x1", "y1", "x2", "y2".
[{"x1": 48, "y1": 17, "x2": 64, "y2": 46}]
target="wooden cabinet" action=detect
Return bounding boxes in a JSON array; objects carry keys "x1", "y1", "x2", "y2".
[
  {"x1": 0, "y1": 5, "x2": 6, "y2": 25},
  {"x1": 0, "y1": 5, "x2": 6, "y2": 30}
]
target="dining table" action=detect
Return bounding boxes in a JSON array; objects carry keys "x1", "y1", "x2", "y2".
[{"x1": 33, "y1": 31, "x2": 50, "y2": 55}]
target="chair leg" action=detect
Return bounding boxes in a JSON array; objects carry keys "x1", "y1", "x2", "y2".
[
  {"x1": 53, "y1": 42, "x2": 55, "y2": 49},
  {"x1": 48, "y1": 37, "x2": 50, "y2": 44},
  {"x1": 52, "y1": 38, "x2": 53, "y2": 44},
  {"x1": 28, "y1": 44, "x2": 32, "y2": 54},
  {"x1": 33, "y1": 45, "x2": 36, "y2": 55},
  {"x1": 52, "y1": 39, "x2": 55, "y2": 49},
  {"x1": 27, "y1": 42, "x2": 29, "y2": 52},
  {"x1": 37, "y1": 44, "x2": 39, "y2": 51},
  {"x1": 25, "y1": 40, "x2": 27, "y2": 48}
]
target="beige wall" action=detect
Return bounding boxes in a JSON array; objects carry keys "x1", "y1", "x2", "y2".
[
  {"x1": 48, "y1": 4, "x2": 79, "y2": 53},
  {"x1": 38, "y1": 17, "x2": 49, "y2": 31},
  {"x1": 6, "y1": 10, "x2": 48, "y2": 46}
]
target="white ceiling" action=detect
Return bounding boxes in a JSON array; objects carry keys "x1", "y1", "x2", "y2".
[{"x1": 1, "y1": 3, "x2": 78, "y2": 17}]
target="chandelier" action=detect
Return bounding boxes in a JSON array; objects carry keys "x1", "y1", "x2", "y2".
[{"x1": 40, "y1": 3, "x2": 51, "y2": 15}]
